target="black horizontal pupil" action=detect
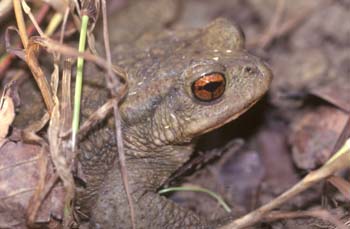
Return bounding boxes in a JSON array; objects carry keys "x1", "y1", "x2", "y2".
[
  {"x1": 192, "y1": 73, "x2": 226, "y2": 102},
  {"x1": 202, "y1": 81, "x2": 222, "y2": 92}
]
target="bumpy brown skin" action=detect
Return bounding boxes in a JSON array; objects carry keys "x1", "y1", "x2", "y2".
[{"x1": 77, "y1": 18, "x2": 272, "y2": 228}]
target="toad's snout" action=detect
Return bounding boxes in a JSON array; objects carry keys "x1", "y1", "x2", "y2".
[{"x1": 257, "y1": 63, "x2": 273, "y2": 89}]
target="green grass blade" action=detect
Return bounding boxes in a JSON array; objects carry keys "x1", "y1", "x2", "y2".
[
  {"x1": 159, "y1": 186, "x2": 232, "y2": 213},
  {"x1": 72, "y1": 14, "x2": 89, "y2": 150}
]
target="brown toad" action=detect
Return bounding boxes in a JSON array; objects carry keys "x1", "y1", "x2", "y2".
[{"x1": 76, "y1": 18, "x2": 272, "y2": 228}]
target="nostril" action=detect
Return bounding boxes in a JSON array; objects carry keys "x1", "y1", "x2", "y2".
[
  {"x1": 243, "y1": 66, "x2": 257, "y2": 75},
  {"x1": 245, "y1": 66, "x2": 252, "y2": 73}
]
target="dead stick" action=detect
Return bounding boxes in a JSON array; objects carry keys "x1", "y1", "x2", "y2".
[{"x1": 25, "y1": 40, "x2": 55, "y2": 113}]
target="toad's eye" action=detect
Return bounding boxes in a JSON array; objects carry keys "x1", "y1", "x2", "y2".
[{"x1": 191, "y1": 72, "x2": 226, "y2": 102}]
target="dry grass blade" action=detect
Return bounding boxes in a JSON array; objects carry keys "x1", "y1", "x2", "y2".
[
  {"x1": 264, "y1": 209, "x2": 347, "y2": 229},
  {"x1": 13, "y1": 0, "x2": 28, "y2": 48},
  {"x1": 48, "y1": 98, "x2": 75, "y2": 227},
  {"x1": 59, "y1": 8, "x2": 70, "y2": 43},
  {"x1": 48, "y1": 46, "x2": 75, "y2": 226},
  {"x1": 59, "y1": 58, "x2": 76, "y2": 184},
  {"x1": 21, "y1": 0, "x2": 45, "y2": 37},
  {"x1": 61, "y1": 58, "x2": 73, "y2": 134},
  {"x1": 51, "y1": 54, "x2": 60, "y2": 96},
  {"x1": 60, "y1": 99, "x2": 114, "y2": 141},
  {"x1": 25, "y1": 39, "x2": 55, "y2": 113},
  {"x1": 101, "y1": 0, "x2": 135, "y2": 227},
  {"x1": 22, "y1": 113, "x2": 50, "y2": 135},
  {"x1": 78, "y1": 99, "x2": 113, "y2": 138}
]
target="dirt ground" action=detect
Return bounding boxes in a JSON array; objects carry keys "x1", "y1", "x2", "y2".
[{"x1": 0, "y1": 0, "x2": 349, "y2": 228}]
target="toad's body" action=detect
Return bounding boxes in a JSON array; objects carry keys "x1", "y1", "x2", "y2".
[{"x1": 75, "y1": 16, "x2": 272, "y2": 228}]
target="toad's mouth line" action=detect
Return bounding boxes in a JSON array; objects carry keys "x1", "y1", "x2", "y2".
[{"x1": 195, "y1": 97, "x2": 261, "y2": 137}]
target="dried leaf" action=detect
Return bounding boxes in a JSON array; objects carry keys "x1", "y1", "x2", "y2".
[
  {"x1": 0, "y1": 92, "x2": 15, "y2": 145},
  {"x1": 0, "y1": 141, "x2": 64, "y2": 227},
  {"x1": 289, "y1": 105, "x2": 349, "y2": 170},
  {"x1": 310, "y1": 76, "x2": 350, "y2": 112}
]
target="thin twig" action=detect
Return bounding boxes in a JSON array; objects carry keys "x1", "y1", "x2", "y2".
[
  {"x1": 25, "y1": 40, "x2": 55, "y2": 113},
  {"x1": 21, "y1": 0, "x2": 46, "y2": 37},
  {"x1": 264, "y1": 209, "x2": 346, "y2": 229},
  {"x1": 60, "y1": 8, "x2": 70, "y2": 44},
  {"x1": 101, "y1": 0, "x2": 135, "y2": 228}
]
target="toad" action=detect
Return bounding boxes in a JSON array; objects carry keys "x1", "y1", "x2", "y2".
[{"x1": 76, "y1": 18, "x2": 272, "y2": 228}]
